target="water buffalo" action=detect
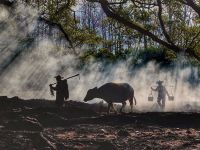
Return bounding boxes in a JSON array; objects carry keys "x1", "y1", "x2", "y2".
[{"x1": 83, "y1": 82, "x2": 137, "y2": 114}]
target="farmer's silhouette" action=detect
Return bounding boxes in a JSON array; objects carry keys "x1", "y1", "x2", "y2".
[
  {"x1": 49, "y1": 75, "x2": 69, "y2": 107},
  {"x1": 151, "y1": 80, "x2": 170, "y2": 109}
]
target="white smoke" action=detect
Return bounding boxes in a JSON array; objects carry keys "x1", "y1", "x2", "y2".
[{"x1": 0, "y1": 3, "x2": 199, "y2": 112}]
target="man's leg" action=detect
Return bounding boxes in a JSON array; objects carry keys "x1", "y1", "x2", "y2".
[
  {"x1": 157, "y1": 98, "x2": 162, "y2": 108},
  {"x1": 161, "y1": 97, "x2": 166, "y2": 110},
  {"x1": 107, "y1": 103, "x2": 111, "y2": 114},
  {"x1": 57, "y1": 96, "x2": 64, "y2": 108},
  {"x1": 61, "y1": 97, "x2": 65, "y2": 107},
  {"x1": 111, "y1": 103, "x2": 118, "y2": 114}
]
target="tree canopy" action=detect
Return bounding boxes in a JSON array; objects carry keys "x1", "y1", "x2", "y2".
[
  {"x1": 86, "y1": 0, "x2": 200, "y2": 61},
  {"x1": 1, "y1": 0, "x2": 200, "y2": 62}
]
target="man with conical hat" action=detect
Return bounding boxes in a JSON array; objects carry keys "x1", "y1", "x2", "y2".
[
  {"x1": 49, "y1": 75, "x2": 69, "y2": 107},
  {"x1": 151, "y1": 80, "x2": 170, "y2": 109}
]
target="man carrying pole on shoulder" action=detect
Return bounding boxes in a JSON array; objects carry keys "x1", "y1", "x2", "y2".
[{"x1": 49, "y1": 74, "x2": 79, "y2": 108}]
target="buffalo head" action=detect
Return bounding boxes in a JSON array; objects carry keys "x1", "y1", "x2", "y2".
[{"x1": 83, "y1": 87, "x2": 98, "y2": 102}]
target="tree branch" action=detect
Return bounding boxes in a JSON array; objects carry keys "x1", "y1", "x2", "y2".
[
  {"x1": 40, "y1": 132, "x2": 57, "y2": 150},
  {"x1": 99, "y1": 0, "x2": 182, "y2": 51},
  {"x1": 179, "y1": 0, "x2": 200, "y2": 17},
  {"x1": 38, "y1": 16, "x2": 74, "y2": 49},
  {"x1": 157, "y1": 0, "x2": 174, "y2": 45},
  {"x1": 87, "y1": 0, "x2": 200, "y2": 61}
]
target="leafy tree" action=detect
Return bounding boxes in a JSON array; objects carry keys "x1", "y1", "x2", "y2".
[
  {"x1": 1, "y1": 0, "x2": 200, "y2": 63},
  {"x1": 86, "y1": 0, "x2": 200, "y2": 61}
]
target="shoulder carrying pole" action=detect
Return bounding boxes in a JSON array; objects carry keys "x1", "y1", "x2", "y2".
[
  {"x1": 66, "y1": 74, "x2": 80, "y2": 80},
  {"x1": 50, "y1": 74, "x2": 80, "y2": 85}
]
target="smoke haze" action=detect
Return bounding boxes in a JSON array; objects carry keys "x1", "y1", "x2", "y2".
[{"x1": 0, "y1": 3, "x2": 199, "y2": 112}]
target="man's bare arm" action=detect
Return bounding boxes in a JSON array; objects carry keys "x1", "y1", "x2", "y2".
[
  {"x1": 165, "y1": 87, "x2": 170, "y2": 97},
  {"x1": 151, "y1": 87, "x2": 157, "y2": 91},
  {"x1": 49, "y1": 84, "x2": 57, "y2": 91}
]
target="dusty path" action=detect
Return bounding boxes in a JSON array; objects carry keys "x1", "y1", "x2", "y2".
[{"x1": 0, "y1": 97, "x2": 200, "y2": 150}]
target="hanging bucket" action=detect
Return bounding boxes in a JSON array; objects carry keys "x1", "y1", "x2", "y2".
[
  {"x1": 168, "y1": 96, "x2": 174, "y2": 101},
  {"x1": 148, "y1": 96, "x2": 153, "y2": 101},
  {"x1": 168, "y1": 86, "x2": 174, "y2": 101},
  {"x1": 148, "y1": 91, "x2": 153, "y2": 101}
]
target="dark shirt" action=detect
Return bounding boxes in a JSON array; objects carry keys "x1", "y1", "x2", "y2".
[{"x1": 52, "y1": 79, "x2": 69, "y2": 99}]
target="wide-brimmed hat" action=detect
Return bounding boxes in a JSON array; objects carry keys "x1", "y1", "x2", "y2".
[
  {"x1": 156, "y1": 80, "x2": 163, "y2": 84},
  {"x1": 54, "y1": 75, "x2": 63, "y2": 80}
]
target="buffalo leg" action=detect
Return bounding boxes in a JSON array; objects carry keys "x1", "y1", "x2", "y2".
[
  {"x1": 129, "y1": 98, "x2": 133, "y2": 112},
  {"x1": 107, "y1": 103, "x2": 111, "y2": 114},
  {"x1": 111, "y1": 103, "x2": 118, "y2": 114},
  {"x1": 120, "y1": 102, "x2": 126, "y2": 113}
]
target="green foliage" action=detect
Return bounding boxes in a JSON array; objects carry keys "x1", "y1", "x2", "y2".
[
  {"x1": 36, "y1": 0, "x2": 101, "y2": 47},
  {"x1": 135, "y1": 47, "x2": 177, "y2": 65},
  {"x1": 71, "y1": 29, "x2": 103, "y2": 46},
  {"x1": 25, "y1": 0, "x2": 200, "y2": 62},
  {"x1": 165, "y1": 49, "x2": 177, "y2": 60},
  {"x1": 79, "y1": 47, "x2": 133, "y2": 65}
]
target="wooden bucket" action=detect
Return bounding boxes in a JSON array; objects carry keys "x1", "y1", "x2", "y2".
[
  {"x1": 148, "y1": 94, "x2": 154, "y2": 101},
  {"x1": 168, "y1": 86, "x2": 174, "y2": 101},
  {"x1": 168, "y1": 96, "x2": 174, "y2": 101},
  {"x1": 148, "y1": 90, "x2": 153, "y2": 101}
]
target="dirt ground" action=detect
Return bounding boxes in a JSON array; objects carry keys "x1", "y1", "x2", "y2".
[{"x1": 1, "y1": 97, "x2": 200, "y2": 150}]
